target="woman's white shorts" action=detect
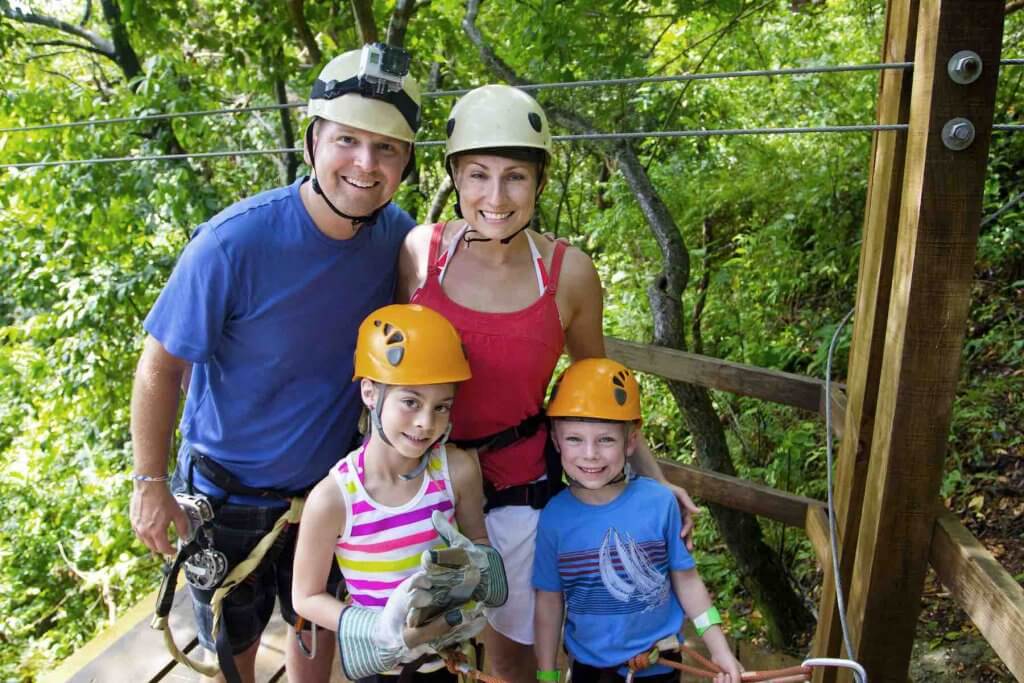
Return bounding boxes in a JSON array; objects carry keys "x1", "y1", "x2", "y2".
[{"x1": 483, "y1": 504, "x2": 542, "y2": 645}]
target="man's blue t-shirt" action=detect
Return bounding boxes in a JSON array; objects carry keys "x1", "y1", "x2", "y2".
[
  {"x1": 144, "y1": 178, "x2": 415, "y2": 503},
  {"x1": 533, "y1": 477, "x2": 696, "y2": 674}
]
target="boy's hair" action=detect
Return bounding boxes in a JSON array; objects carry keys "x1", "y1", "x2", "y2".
[{"x1": 547, "y1": 358, "x2": 642, "y2": 424}]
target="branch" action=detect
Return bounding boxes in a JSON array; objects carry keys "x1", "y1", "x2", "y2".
[
  {"x1": 29, "y1": 38, "x2": 109, "y2": 57},
  {"x1": 98, "y1": 0, "x2": 140, "y2": 81},
  {"x1": 1007, "y1": 0, "x2": 1023, "y2": 14},
  {"x1": 2, "y1": 4, "x2": 115, "y2": 57},
  {"x1": 386, "y1": 0, "x2": 422, "y2": 47},
  {"x1": 285, "y1": 0, "x2": 322, "y2": 64},
  {"x1": 426, "y1": 176, "x2": 454, "y2": 223},
  {"x1": 350, "y1": 0, "x2": 379, "y2": 44},
  {"x1": 274, "y1": 76, "x2": 300, "y2": 184}
]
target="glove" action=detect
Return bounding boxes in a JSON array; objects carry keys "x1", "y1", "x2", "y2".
[
  {"x1": 425, "y1": 601, "x2": 488, "y2": 652},
  {"x1": 338, "y1": 571, "x2": 441, "y2": 679},
  {"x1": 407, "y1": 510, "x2": 508, "y2": 627}
]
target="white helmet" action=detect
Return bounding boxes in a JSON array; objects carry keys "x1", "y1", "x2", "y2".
[{"x1": 444, "y1": 84, "x2": 552, "y2": 179}]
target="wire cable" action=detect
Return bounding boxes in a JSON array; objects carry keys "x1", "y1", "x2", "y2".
[
  {"x1": 0, "y1": 62, "x2": 914, "y2": 135},
  {"x1": 980, "y1": 191, "x2": 1024, "y2": 228},
  {"x1": 824, "y1": 307, "x2": 860, "y2": 679}
]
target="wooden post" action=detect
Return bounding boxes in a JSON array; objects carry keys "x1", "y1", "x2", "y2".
[
  {"x1": 810, "y1": 0, "x2": 918, "y2": 676},
  {"x1": 841, "y1": 1, "x2": 1004, "y2": 680}
]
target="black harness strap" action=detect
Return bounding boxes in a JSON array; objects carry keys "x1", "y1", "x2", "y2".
[{"x1": 455, "y1": 412, "x2": 546, "y2": 455}]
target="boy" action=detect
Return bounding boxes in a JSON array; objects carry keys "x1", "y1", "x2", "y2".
[{"x1": 533, "y1": 359, "x2": 741, "y2": 683}]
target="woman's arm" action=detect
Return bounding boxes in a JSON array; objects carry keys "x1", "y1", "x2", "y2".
[
  {"x1": 448, "y1": 446, "x2": 489, "y2": 544},
  {"x1": 534, "y1": 590, "x2": 565, "y2": 673},
  {"x1": 559, "y1": 246, "x2": 606, "y2": 361},
  {"x1": 292, "y1": 476, "x2": 347, "y2": 631},
  {"x1": 670, "y1": 569, "x2": 742, "y2": 682},
  {"x1": 396, "y1": 223, "x2": 434, "y2": 304}
]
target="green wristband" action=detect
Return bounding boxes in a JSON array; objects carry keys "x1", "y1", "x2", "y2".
[
  {"x1": 537, "y1": 670, "x2": 560, "y2": 682},
  {"x1": 693, "y1": 606, "x2": 722, "y2": 637}
]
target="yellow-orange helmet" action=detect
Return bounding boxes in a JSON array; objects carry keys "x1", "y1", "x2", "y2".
[
  {"x1": 354, "y1": 304, "x2": 471, "y2": 385},
  {"x1": 547, "y1": 358, "x2": 642, "y2": 423}
]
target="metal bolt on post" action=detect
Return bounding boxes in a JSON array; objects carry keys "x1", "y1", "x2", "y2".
[
  {"x1": 947, "y1": 50, "x2": 983, "y2": 85},
  {"x1": 941, "y1": 118, "x2": 976, "y2": 150}
]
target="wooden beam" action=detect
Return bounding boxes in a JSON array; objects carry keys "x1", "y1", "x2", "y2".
[
  {"x1": 820, "y1": 383, "x2": 848, "y2": 440},
  {"x1": 843, "y1": 2, "x2": 1005, "y2": 680},
  {"x1": 929, "y1": 511, "x2": 1024, "y2": 681},
  {"x1": 805, "y1": 505, "x2": 832, "y2": 573},
  {"x1": 607, "y1": 337, "x2": 823, "y2": 413},
  {"x1": 811, "y1": 0, "x2": 919, "y2": 674},
  {"x1": 657, "y1": 459, "x2": 823, "y2": 529}
]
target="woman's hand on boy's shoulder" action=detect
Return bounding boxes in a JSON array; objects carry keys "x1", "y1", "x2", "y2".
[{"x1": 665, "y1": 481, "x2": 699, "y2": 551}]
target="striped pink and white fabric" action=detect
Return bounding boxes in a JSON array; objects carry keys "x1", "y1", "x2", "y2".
[{"x1": 331, "y1": 444, "x2": 456, "y2": 608}]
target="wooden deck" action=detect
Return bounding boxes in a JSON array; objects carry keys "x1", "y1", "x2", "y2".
[
  {"x1": 48, "y1": 582, "x2": 800, "y2": 682},
  {"x1": 45, "y1": 586, "x2": 343, "y2": 683}
]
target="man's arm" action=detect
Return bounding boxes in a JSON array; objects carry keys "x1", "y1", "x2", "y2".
[{"x1": 129, "y1": 334, "x2": 190, "y2": 556}]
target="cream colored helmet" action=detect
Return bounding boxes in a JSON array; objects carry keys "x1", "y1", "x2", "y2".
[
  {"x1": 308, "y1": 47, "x2": 421, "y2": 143},
  {"x1": 444, "y1": 84, "x2": 552, "y2": 179}
]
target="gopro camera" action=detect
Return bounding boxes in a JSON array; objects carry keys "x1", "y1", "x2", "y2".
[{"x1": 359, "y1": 43, "x2": 411, "y2": 95}]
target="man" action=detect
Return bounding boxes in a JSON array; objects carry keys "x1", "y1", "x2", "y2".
[{"x1": 130, "y1": 45, "x2": 421, "y2": 682}]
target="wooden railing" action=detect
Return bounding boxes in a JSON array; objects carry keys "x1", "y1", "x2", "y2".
[{"x1": 54, "y1": 339, "x2": 1023, "y2": 681}]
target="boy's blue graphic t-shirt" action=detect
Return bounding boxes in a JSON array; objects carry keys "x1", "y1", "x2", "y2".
[
  {"x1": 533, "y1": 476, "x2": 696, "y2": 674},
  {"x1": 144, "y1": 178, "x2": 414, "y2": 502}
]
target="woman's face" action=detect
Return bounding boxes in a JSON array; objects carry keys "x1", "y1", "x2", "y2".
[{"x1": 453, "y1": 154, "x2": 541, "y2": 240}]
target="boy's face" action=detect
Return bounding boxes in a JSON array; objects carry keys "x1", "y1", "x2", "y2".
[
  {"x1": 361, "y1": 380, "x2": 456, "y2": 458},
  {"x1": 552, "y1": 419, "x2": 637, "y2": 490}
]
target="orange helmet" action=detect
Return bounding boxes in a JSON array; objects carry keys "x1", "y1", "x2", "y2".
[
  {"x1": 547, "y1": 358, "x2": 642, "y2": 423},
  {"x1": 354, "y1": 304, "x2": 471, "y2": 385}
]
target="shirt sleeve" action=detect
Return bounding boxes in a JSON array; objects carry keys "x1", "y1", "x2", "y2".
[
  {"x1": 664, "y1": 487, "x2": 696, "y2": 571},
  {"x1": 532, "y1": 508, "x2": 563, "y2": 592},
  {"x1": 143, "y1": 225, "x2": 236, "y2": 363}
]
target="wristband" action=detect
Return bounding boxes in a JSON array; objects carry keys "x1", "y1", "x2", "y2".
[
  {"x1": 131, "y1": 473, "x2": 170, "y2": 482},
  {"x1": 537, "y1": 670, "x2": 560, "y2": 682},
  {"x1": 693, "y1": 606, "x2": 722, "y2": 637}
]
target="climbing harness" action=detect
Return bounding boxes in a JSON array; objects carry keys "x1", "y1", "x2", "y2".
[
  {"x1": 444, "y1": 643, "x2": 506, "y2": 683},
  {"x1": 622, "y1": 635, "x2": 867, "y2": 683},
  {"x1": 151, "y1": 453, "x2": 310, "y2": 683}
]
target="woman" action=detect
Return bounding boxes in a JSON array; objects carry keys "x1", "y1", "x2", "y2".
[{"x1": 397, "y1": 85, "x2": 696, "y2": 683}]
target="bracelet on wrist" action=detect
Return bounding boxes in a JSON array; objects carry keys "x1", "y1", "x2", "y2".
[
  {"x1": 131, "y1": 473, "x2": 170, "y2": 483},
  {"x1": 693, "y1": 606, "x2": 722, "y2": 637},
  {"x1": 536, "y1": 669, "x2": 560, "y2": 682}
]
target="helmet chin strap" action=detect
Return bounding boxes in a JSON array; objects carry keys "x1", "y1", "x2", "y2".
[
  {"x1": 369, "y1": 382, "x2": 451, "y2": 481},
  {"x1": 398, "y1": 422, "x2": 452, "y2": 481},
  {"x1": 306, "y1": 123, "x2": 387, "y2": 229},
  {"x1": 566, "y1": 461, "x2": 632, "y2": 489}
]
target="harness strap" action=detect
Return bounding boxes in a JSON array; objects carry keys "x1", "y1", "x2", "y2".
[{"x1": 456, "y1": 412, "x2": 546, "y2": 455}]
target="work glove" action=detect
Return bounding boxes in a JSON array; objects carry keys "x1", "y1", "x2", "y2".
[
  {"x1": 338, "y1": 571, "x2": 453, "y2": 680},
  {"x1": 426, "y1": 600, "x2": 488, "y2": 652},
  {"x1": 407, "y1": 510, "x2": 508, "y2": 626}
]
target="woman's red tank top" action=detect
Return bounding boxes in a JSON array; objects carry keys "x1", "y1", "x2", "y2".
[{"x1": 411, "y1": 222, "x2": 566, "y2": 489}]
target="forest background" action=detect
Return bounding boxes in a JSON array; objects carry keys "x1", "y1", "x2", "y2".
[{"x1": 1, "y1": 0, "x2": 1021, "y2": 680}]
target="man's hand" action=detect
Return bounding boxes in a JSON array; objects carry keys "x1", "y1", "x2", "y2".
[{"x1": 130, "y1": 482, "x2": 190, "y2": 556}]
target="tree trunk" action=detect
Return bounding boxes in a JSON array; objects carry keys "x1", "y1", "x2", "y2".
[{"x1": 350, "y1": 0, "x2": 378, "y2": 44}]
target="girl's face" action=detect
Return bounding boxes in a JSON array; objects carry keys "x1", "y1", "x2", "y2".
[
  {"x1": 453, "y1": 154, "x2": 542, "y2": 240},
  {"x1": 552, "y1": 420, "x2": 637, "y2": 490},
  {"x1": 362, "y1": 380, "x2": 456, "y2": 459}
]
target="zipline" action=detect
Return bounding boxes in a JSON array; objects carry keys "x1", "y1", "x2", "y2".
[
  {"x1": 6, "y1": 123, "x2": 1024, "y2": 171},
  {"x1": 4, "y1": 58, "x2": 1022, "y2": 136}
]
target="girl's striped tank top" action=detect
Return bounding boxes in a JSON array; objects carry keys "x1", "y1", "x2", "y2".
[{"x1": 332, "y1": 443, "x2": 456, "y2": 608}]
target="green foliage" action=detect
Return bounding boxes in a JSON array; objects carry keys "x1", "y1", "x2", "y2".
[{"x1": 0, "y1": 0, "x2": 1020, "y2": 678}]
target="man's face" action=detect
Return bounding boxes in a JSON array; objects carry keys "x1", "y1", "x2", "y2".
[{"x1": 307, "y1": 120, "x2": 410, "y2": 217}]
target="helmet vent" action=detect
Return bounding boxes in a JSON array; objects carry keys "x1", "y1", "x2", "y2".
[
  {"x1": 386, "y1": 346, "x2": 405, "y2": 367},
  {"x1": 528, "y1": 112, "x2": 543, "y2": 132},
  {"x1": 446, "y1": 118, "x2": 456, "y2": 138},
  {"x1": 613, "y1": 388, "x2": 628, "y2": 406},
  {"x1": 386, "y1": 331, "x2": 405, "y2": 344}
]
